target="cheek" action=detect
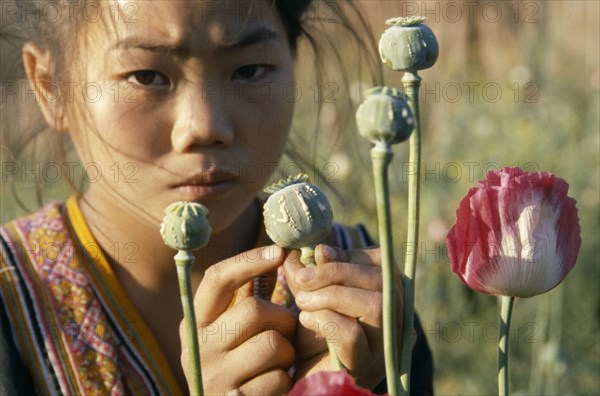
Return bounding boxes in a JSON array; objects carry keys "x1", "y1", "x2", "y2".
[
  {"x1": 243, "y1": 104, "x2": 293, "y2": 178},
  {"x1": 257, "y1": 104, "x2": 293, "y2": 146},
  {"x1": 77, "y1": 93, "x2": 171, "y2": 161},
  {"x1": 241, "y1": 85, "x2": 295, "y2": 150},
  {"x1": 229, "y1": 97, "x2": 292, "y2": 195}
]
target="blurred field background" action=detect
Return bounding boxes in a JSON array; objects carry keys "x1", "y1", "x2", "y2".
[
  {"x1": 291, "y1": 1, "x2": 600, "y2": 394},
  {"x1": 1, "y1": 0, "x2": 599, "y2": 395}
]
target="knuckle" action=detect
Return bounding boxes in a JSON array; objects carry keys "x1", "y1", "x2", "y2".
[
  {"x1": 365, "y1": 293, "x2": 383, "y2": 323},
  {"x1": 264, "y1": 329, "x2": 282, "y2": 353},
  {"x1": 357, "y1": 246, "x2": 381, "y2": 265},
  {"x1": 263, "y1": 329, "x2": 278, "y2": 351},
  {"x1": 324, "y1": 261, "x2": 346, "y2": 279},
  {"x1": 178, "y1": 321, "x2": 186, "y2": 342},
  {"x1": 180, "y1": 348, "x2": 189, "y2": 368},
  {"x1": 370, "y1": 246, "x2": 382, "y2": 261},
  {"x1": 238, "y1": 369, "x2": 291, "y2": 396},
  {"x1": 203, "y1": 264, "x2": 225, "y2": 289},
  {"x1": 272, "y1": 368, "x2": 292, "y2": 385},
  {"x1": 268, "y1": 368, "x2": 293, "y2": 392},
  {"x1": 371, "y1": 267, "x2": 383, "y2": 290},
  {"x1": 263, "y1": 330, "x2": 295, "y2": 365},
  {"x1": 239, "y1": 296, "x2": 265, "y2": 319},
  {"x1": 345, "y1": 320, "x2": 364, "y2": 350}
]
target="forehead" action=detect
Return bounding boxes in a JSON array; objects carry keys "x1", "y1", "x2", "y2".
[{"x1": 103, "y1": 0, "x2": 285, "y2": 52}]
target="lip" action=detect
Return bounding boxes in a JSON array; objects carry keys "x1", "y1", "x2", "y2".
[{"x1": 171, "y1": 170, "x2": 238, "y2": 199}]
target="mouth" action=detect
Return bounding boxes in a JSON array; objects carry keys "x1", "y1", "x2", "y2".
[{"x1": 171, "y1": 170, "x2": 238, "y2": 198}]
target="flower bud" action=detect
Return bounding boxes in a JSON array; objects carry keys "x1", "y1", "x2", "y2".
[
  {"x1": 288, "y1": 371, "x2": 376, "y2": 396},
  {"x1": 379, "y1": 16, "x2": 439, "y2": 72},
  {"x1": 356, "y1": 86, "x2": 414, "y2": 146},
  {"x1": 446, "y1": 167, "x2": 581, "y2": 298},
  {"x1": 160, "y1": 201, "x2": 211, "y2": 251},
  {"x1": 263, "y1": 174, "x2": 333, "y2": 250}
]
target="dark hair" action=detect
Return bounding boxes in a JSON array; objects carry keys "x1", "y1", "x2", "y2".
[
  {"x1": 275, "y1": 0, "x2": 313, "y2": 50},
  {"x1": 0, "y1": 0, "x2": 381, "y2": 218}
]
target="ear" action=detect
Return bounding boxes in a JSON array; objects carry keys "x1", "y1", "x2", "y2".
[{"x1": 22, "y1": 42, "x2": 68, "y2": 132}]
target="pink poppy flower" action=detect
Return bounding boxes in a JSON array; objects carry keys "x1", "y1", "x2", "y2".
[
  {"x1": 287, "y1": 371, "x2": 381, "y2": 396},
  {"x1": 446, "y1": 167, "x2": 581, "y2": 297}
]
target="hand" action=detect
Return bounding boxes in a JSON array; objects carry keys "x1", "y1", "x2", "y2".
[
  {"x1": 180, "y1": 245, "x2": 297, "y2": 395},
  {"x1": 283, "y1": 244, "x2": 404, "y2": 389}
]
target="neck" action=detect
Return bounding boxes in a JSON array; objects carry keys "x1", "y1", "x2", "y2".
[{"x1": 78, "y1": 192, "x2": 260, "y2": 291}]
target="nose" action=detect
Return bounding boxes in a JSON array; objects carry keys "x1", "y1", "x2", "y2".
[{"x1": 171, "y1": 84, "x2": 234, "y2": 152}]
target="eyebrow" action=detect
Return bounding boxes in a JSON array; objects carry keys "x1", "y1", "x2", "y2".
[{"x1": 110, "y1": 27, "x2": 283, "y2": 55}]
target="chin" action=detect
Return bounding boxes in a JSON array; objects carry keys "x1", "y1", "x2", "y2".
[{"x1": 211, "y1": 199, "x2": 258, "y2": 235}]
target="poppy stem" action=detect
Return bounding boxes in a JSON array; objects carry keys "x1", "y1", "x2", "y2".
[
  {"x1": 300, "y1": 246, "x2": 345, "y2": 371},
  {"x1": 175, "y1": 250, "x2": 203, "y2": 396},
  {"x1": 371, "y1": 143, "x2": 401, "y2": 396},
  {"x1": 498, "y1": 295, "x2": 515, "y2": 396},
  {"x1": 399, "y1": 71, "x2": 422, "y2": 396}
]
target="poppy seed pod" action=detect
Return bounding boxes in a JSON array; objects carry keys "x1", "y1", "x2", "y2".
[
  {"x1": 263, "y1": 174, "x2": 333, "y2": 251},
  {"x1": 379, "y1": 16, "x2": 439, "y2": 72},
  {"x1": 160, "y1": 201, "x2": 212, "y2": 251},
  {"x1": 356, "y1": 86, "x2": 415, "y2": 146}
]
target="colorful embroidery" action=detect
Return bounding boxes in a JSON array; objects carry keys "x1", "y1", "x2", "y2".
[
  {"x1": 0, "y1": 198, "x2": 179, "y2": 395},
  {"x1": 271, "y1": 266, "x2": 300, "y2": 314},
  {"x1": 0, "y1": 195, "x2": 371, "y2": 394}
]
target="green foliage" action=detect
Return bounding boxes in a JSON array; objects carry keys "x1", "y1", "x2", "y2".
[{"x1": 303, "y1": 2, "x2": 600, "y2": 394}]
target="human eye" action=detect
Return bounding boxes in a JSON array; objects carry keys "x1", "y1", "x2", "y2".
[
  {"x1": 232, "y1": 64, "x2": 272, "y2": 82},
  {"x1": 125, "y1": 70, "x2": 170, "y2": 87}
]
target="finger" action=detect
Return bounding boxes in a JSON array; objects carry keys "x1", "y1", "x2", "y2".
[
  {"x1": 299, "y1": 309, "x2": 388, "y2": 388},
  {"x1": 293, "y1": 318, "x2": 329, "y2": 362},
  {"x1": 228, "y1": 369, "x2": 292, "y2": 396},
  {"x1": 289, "y1": 260, "x2": 383, "y2": 292},
  {"x1": 196, "y1": 245, "x2": 284, "y2": 323},
  {"x1": 296, "y1": 284, "x2": 405, "y2": 355},
  {"x1": 316, "y1": 244, "x2": 403, "y2": 285},
  {"x1": 224, "y1": 330, "x2": 295, "y2": 383},
  {"x1": 282, "y1": 249, "x2": 304, "y2": 296},
  {"x1": 234, "y1": 281, "x2": 254, "y2": 302},
  {"x1": 298, "y1": 309, "x2": 370, "y2": 370},
  {"x1": 210, "y1": 297, "x2": 297, "y2": 350},
  {"x1": 295, "y1": 285, "x2": 384, "y2": 330},
  {"x1": 283, "y1": 248, "x2": 303, "y2": 270},
  {"x1": 315, "y1": 244, "x2": 381, "y2": 266}
]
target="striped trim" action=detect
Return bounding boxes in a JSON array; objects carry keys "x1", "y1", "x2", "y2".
[
  {"x1": 64, "y1": 195, "x2": 182, "y2": 395},
  {"x1": 0, "y1": 198, "x2": 183, "y2": 395},
  {"x1": 1, "y1": 208, "x2": 73, "y2": 394},
  {"x1": 0, "y1": 234, "x2": 59, "y2": 395},
  {"x1": 356, "y1": 224, "x2": 375, "y2": 247},
  {"x1": 331, "y1": 222, "x2": 374, "y2": 250},
  {"x1": 1, "y1": 195, "x2": 375, "y2": 395}
]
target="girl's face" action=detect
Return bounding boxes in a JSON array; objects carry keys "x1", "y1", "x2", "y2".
[{"x1": 67, "y1": 0, "x2": 296, "y2": 232}]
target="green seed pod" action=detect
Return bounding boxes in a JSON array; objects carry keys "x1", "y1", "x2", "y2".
[
  {"x1": 263, "y1": 174, "x2": 333, "y2": 251},
  {"x1": 379, "y1": 16, "x2": 439, "y2": 72},
  {"x1": 160, "y1": 201, "x2": 211, "y2": 251},
  {"x1": 356, "y1": 86, "x2": 414, "y2": 146}
]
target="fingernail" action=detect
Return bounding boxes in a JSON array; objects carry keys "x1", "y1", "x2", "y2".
[
  {"x1": 263, "y1": 245, "x2": 282, "y2": 262},
  {"x1": 297, "y1": 267, "x2": 316, "y2": 282},
  {"x1": 296, "y1": 291, "x2": 312, "y2": 304},
  {"x1": 321, "y1": 244, "x2": 337, "y2": 261},
  {"x1": 299, "y1": 310, "x2": 310, "y2": 322}
]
